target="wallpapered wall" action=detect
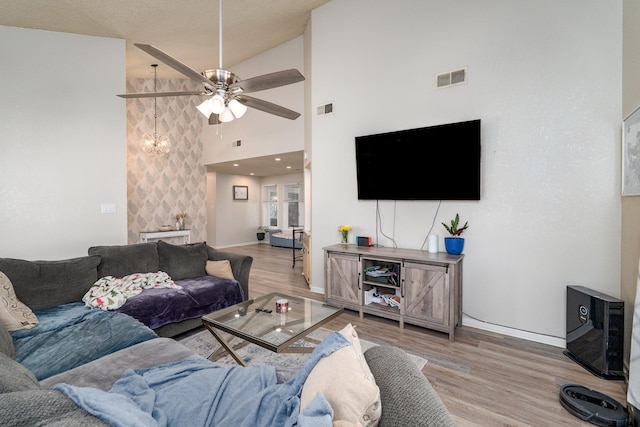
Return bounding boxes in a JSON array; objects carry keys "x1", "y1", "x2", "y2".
[{"x1": 125, "y1": 78, "x2": 207, "y2": 244}]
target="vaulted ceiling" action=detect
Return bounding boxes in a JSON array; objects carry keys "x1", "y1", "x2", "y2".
[
  {"x1": 1, "y1": 0, "x2": 331, "y2": 79},
  {"x1": 1, "y1": 0, "x2": 327, "y2": 176}
]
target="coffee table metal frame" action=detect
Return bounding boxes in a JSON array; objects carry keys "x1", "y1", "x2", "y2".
[{"x1": 202, "y1": 292, "x2": 343, "y2": 367}]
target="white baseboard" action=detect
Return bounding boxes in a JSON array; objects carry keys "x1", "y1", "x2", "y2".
[
  {"x1": 215, "y1": 241, "x2": 259, "y2": 249},
  {"x1": 309, "y1": 286, "x2": 324, "y2": 294},
  {"x1": 462, "y1": 314, "x2": 565, "y2": 348}
]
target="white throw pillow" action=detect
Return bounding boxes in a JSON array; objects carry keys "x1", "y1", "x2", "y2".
[
  {"x1": 301, "y1": 323, "x2": 381, "y2": 426},
  {"x1": 0, "y1": 271, "x2": 39, "y2": 331},
  {"x1": 205, "y1": 260, "x2": 235, "y2": 280}
]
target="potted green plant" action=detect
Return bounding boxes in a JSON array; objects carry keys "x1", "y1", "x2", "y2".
[
  {"x1": 256, "y1": 226, "x2": 270, "y2": 243},
  {"x1": 442, "y1": 213, "x2": 468, "y2": 255}
]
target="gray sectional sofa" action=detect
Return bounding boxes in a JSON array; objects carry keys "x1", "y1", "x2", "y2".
[
  {"x1": 0, "y1": 321, "x2": 456, "y2": 426},
  {"x1": 0, "y1": 240, "x2": 456, "y2": 426}
]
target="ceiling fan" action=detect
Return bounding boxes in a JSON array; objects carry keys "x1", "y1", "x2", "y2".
[{"x1": 117, "y1": 0, "x2": 304, "y2": 125}]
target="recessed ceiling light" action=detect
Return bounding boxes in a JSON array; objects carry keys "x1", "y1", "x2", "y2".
[
  {"x1": 250, "y1": 173, "x2": 255, "y2": 176},
  {"x1": 233, "y1": 164, "x2": 239, "y2": 167},
  {"x1": 286, "y1": 166, "x2": 292, "y2": 169},
  {"x1": 275, "y1": 158, "x2": 281, "y2": 161}
]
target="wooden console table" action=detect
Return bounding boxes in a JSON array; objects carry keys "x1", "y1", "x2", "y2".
[{"x1": 139, "y1": 230, "x2": 191, "y2": 244}]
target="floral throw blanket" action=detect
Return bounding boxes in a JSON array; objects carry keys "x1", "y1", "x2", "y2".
[{"x1": 83, "y1": 272, "x2": 181, "y2": 310}]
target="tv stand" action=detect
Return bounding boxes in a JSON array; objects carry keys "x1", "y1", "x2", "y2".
[{"x1": 323, "y1": 244, "x2": 463, "y2": 341}]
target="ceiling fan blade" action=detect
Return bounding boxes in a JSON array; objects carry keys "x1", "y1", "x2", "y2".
[
  {"x1": 208, "y1": 114, "x2": 221, "y2": 125},
  {"x1": 230, "y1": 69, "x2": 304, "y2": 94},
  {"x1": 134, "y1": 43, "x2": 212, "y2": 87},
  {"x1": 237, "y1": 95, "x2": 301, "y2": 120},
  {"x1": 117, "y1": 91, "x2": 205, "y2": 99}
]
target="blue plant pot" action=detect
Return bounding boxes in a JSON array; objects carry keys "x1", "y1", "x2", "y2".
[{"x1": 444, "y1": 237, "x2": 464, "y2": 255}]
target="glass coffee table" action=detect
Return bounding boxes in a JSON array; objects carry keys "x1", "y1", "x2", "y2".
[{"x1": 202, "y1": 292, "x2": 343, "y2": 366}]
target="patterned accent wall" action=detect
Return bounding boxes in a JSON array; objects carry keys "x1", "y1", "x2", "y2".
[{"x1": 125, "y1": 78, "x2": 207, "y2": 244}]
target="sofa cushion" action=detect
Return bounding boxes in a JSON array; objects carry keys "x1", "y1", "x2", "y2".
[
  {"x1": 0, "y1": 322, "x2": 15, "y2": 358},
  {"x1": 157, "y1": 241, "x2": 207, "y2": 280},
  {"x1": 205, "y1": 260, "x2": 235, "y2": 279},
  {"x1": 0, "y1": 271, "x2": 39, "y2": 331},
  {"x1": 0, "y1": 256, "x2": 101, "y2": 310},
  {"x1": 301, "y1": 324, "x2": 381, "y2": 426},
  {"x1": 364, "y1": 345, "x2": 456, "y2": 427},
  {"x1": 12, "y1": 303, "x2": 158, "y2": 381},
  {"x1": 0, "y1": 389, "x2": 108, "y2": 426},
  {"x1": 88, "y1": 243, "x2": 159, "y2": 279},
  {"x1": 0, "y1": 351, "x2": 40, "y2": 393},
  {"x1": 41, "y1": 338, "x2": 198, "y2": 391}
]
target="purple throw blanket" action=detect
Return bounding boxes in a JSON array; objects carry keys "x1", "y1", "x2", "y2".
[{"x1": 116, "y1": 275, "x2": 244, "y2": 329}]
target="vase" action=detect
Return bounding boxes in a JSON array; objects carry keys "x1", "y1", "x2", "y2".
[
  {"x1": 341, "y1": 232, "x2": 349, "y2": 244},
  {"x1": 177, "y1": 218, "x2": 185, "y2": 230},
  {"x1": 444, "y1": 237, "x2": 464, "y2": 255}
]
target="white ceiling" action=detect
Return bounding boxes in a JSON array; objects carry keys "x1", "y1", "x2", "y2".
[
  {"x1": 1, "y1": 0, "x2": 327, "y2": 176},
  {"x1": 1, "y1": 0, "x2": 331, "y2": 79},
  {"x1": 206, "y1": 150, "x2": 305, "y2": 177}
]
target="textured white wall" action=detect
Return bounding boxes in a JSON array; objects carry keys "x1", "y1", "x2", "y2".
[
  {"x1": 310, "y1": 0, "x2": 622, "y2": 341},
  {"x1": 0, "y1": 26, "x2": 126, "y2": 259},
  {"x1": 212, "y1": 172, "x2": 304, "y2": 247},
  {"x1": 201, "y1": 36, "x2": 306, "y2": 248}
]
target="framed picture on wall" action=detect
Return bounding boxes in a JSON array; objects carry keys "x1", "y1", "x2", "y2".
[
  {"x1": 623, "y1": 105, "x2": 640, "y2": 196},
  {"x1": 233, "y1": 185, "x2": 248, "y2": 200}
]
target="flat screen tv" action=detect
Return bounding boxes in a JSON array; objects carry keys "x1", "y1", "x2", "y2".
[{"x1": 355, "y1": 119, "x2": 481, "y2": 200}]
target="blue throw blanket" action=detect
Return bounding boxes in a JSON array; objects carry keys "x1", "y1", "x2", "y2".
[
  {"x1": 12, "y1": 302, "x2": 157, "y2": 380},
  {"x1": 54, "y1": 332, "x2": 350, "y2": 427}
]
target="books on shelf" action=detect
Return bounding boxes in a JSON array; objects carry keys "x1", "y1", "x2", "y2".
[{"x1": 364, "y1": 266, "x2": 398, "y2": 286}]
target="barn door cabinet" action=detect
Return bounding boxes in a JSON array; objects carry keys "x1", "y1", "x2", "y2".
[{"x1": 323, "y1": 244, "x2": 463, "y2": 341}]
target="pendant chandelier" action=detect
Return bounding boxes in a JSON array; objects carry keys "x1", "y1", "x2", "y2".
[{"x1": 141, "y1": 64, "x2": 170, "y2": 156}]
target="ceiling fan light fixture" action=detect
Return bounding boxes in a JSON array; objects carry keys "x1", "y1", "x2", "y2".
[
  {"x1": 196, "y1": 99, "x2": 214, "y2": 117},
  {"x1": 209, "y1": 94, "x2": 226, "y2": 114},
  {"x1": 219, "y1": 107, "x2": 235, "y2": 122},
  {"x1": 228, "y1": 99, "x2": 247, "y2": 118}
]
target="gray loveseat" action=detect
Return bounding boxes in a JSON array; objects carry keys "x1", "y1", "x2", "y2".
[{"x1": 87, "y1": 240, "x2": 253, "y2": 337}]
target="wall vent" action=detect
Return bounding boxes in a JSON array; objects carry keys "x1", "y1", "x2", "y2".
[
  {"x1": 436, "y1": 67, "x2": 467, "y2": 88},
  {"x1": 232, "y1": 140, "x2": 241, "y2": 147},
  {"x1": 316, "y1": 102, "x2": 334, "y2": 116}
]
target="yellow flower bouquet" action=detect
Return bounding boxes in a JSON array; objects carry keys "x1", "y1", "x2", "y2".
[{"x1": 338, "y1": 225, "x2": 352, "y2": 244}]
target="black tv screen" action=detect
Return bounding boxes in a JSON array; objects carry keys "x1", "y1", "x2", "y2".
[{"x1": 355, "y1": 119, "x2": 481, "y2": 200}]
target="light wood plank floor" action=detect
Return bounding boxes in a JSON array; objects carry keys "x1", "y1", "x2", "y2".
[{"x1": 223, "y1": 243, "x2": 628, "y2": 426}]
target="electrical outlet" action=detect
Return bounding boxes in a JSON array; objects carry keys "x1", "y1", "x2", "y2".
[{"x1": 100, "y1": 203, "x2": 117, "y2": 214}]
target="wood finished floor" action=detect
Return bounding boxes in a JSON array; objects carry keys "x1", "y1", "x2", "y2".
[{"x1": 222, "y1": 243, "x2": 628, "y2": 426}]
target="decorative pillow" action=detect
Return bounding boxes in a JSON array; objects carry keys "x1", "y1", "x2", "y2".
[
  {"x1": 205, "y1": 260, "x2": 235, "y2": 279},
  {"x1": 0, "y1": 256, "x2": 100, "y2": 310},
  {"x1": 157, "y1": 241, "x2": 208, "y2": 280},
  {"x1": 0, "y1": 271, "x2": 38, "y2": 331},
  {"x1": 301, "y1": 324, "x2": 381, "y2": 426}
]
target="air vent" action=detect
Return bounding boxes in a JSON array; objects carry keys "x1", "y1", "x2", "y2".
[
  {"x1": 316, "y1": 102, "x2": 334, "y2": 116},
  {"x1": 436, "y1": 67, "x2": 467, "y2": 88}
]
